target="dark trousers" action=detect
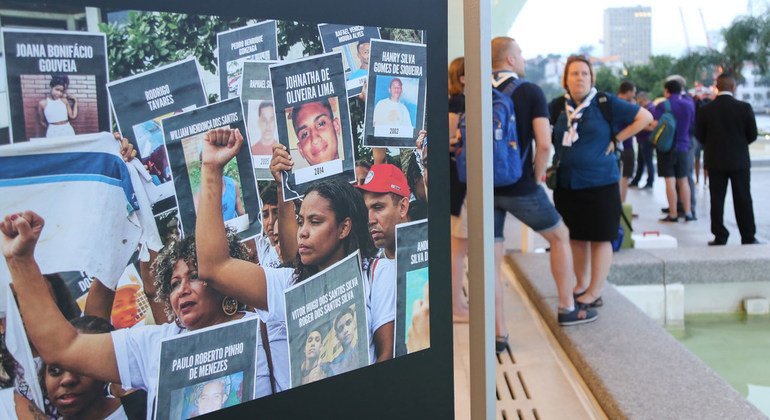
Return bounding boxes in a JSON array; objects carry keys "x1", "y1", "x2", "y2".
[
  {"x1": 632, "y1": 140, "x2": 655, "y2": 184},
  {"x1": 709, "y1": 168, "x2": 756, "y2": 243}
]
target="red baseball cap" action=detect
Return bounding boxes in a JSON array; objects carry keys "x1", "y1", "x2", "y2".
[{"x1": 356, "y1": 164, "x2": 411, "y2": 198}]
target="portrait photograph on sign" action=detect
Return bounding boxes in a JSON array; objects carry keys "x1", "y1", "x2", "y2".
[
  {"x1": 107, "y1": 57, "x2": 208, "y2": 206},
  {"x1": 239, "y1": 60, "x2": 278, "y2": 179},
  {"x1": 2, "y1": 28, "x2": 110, "y2": 142},
  {"x1": 363, "y1": 39, "x2": 427, "y2": 148},
  {"x1": 394, "y1": 219, "x2": 430, "y2": 357},
  {"x1": 156, "y1": 317, "x2": 259, "y2": 420},
  {"x1": 216, "y1": 21, "x2": 278, "y2": 100},
  {"x1": 284, "y1": 251, "x2": 369, "y2": 387},
  {"x1": 162, "y1": 97, "x2": 262, "y2": 239},
  {"x1": 317, "y1": 24, "x2": 380, "y2": 97},
  {"x1": 270, "y1": 52, "x2": 356, "y2": 201}
]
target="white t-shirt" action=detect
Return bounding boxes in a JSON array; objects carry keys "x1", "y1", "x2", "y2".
[
  {"x1": 104, "y1": 404, "x2": 129, "y2": 420},
  {"x1": 365, "y1": 257, "x2": 396, "y2": 363},
  {"x1": 0, "y1": 388, "x2": 17, "y2": 420},
  {"x1": 373, "y1": 99, "x2": 412, "y2": 128},
  {"x1": 255, "y1": 234, "x2": 281, "y2": 269},
  {"x1": 111, "y1": 312, "x2": 282, "y2": 419}
]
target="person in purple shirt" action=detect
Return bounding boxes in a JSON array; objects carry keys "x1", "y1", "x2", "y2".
[
  {"x1": 654, "y1": 79, "x2": 696, "y2": 222},
  {"x1": 617, "y1": 81, "x2": 637, "y2": 202},
  {"x1": 629, "y1": 91, "x2": 655, "y2": 189}
]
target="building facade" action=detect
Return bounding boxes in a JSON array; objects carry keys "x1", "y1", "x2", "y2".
[{"x1": 603, "y1": 6, "x2": 652, "y2": 66}]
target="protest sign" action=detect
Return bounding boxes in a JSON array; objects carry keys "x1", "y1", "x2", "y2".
[
  {"x1": 2, "y1": 28, "x2": 110, "y2": 142},
  {"x1": 156, "y1": 317, "x2": 259, "y2": 419},
  {"x1": 363, "y1": 39, "x2": 426, "y2": 148},
  {"x1": 239, "y1": 60, "x2": 278, "y2": 179},
  {"x1": 317, "y1": 24, "x2": 380, "y2": 97},
  {"x1": 107, "y1": 57, "x2": 208, "y2": 207},
  {"x1": 270, "y1": 52, "x2": 355, "y2": 201},
  {"x1": 217, "y1": 21, "x2": 278, "y2": 100},
  {"x1": 394, "y1": 219, "x2": 429, "y2": 356},
  {"x1": 161, "y1": 97, "x2": 262, "y2": 239},
  {"x1": 284, "y1": 251, "x2": 369, "y2": 387}
]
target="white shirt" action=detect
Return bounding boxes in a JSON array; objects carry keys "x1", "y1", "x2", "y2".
[
  {"x1": 104, "y1": 404, "x2": 129, "y2": 420},
  {"x1": 255, "y1": 234, "x2": 281, "y2": 269},
  {"x1": 0, "y1": 388, "x2": 17, "y2": 420},
  {"x1": 365, "y1": 257, "x2": 396, "y2": 363},
  {"x1": 373, "y1": 99, "x2": 412, "y2": 128}
]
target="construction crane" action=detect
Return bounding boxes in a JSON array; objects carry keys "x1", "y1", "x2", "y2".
[
  {"x1": 699, "y1": 8, "x2": 712, "y2": 49},
  {"x1": 679, "y1": 7, "x2": 691, "y2": 54}
]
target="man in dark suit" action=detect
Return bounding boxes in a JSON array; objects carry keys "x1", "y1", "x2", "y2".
[{"x1": 695, "y1": 73, "x2": 759, "y2": 245}]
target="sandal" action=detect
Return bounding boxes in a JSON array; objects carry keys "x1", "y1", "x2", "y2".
[
  {"x1": 574, "y1": 291, "x2": 603, "y2": 308},
  {"x1": 558, "y1": 304, "x2": 598, "y2": 326},
  {"x1": 495, "y1": 334, "x2": 509, "y2": 354},
  {"x1": 659, "y1": 215, "x2": 679, "y2": 222}
]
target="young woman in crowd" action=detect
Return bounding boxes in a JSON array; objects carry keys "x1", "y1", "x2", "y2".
[
  {"x1": 40, "y1": 316, "x2": 126, "y2": 420},
  {"x1": 447, "y1": 57, "x2": 469, "y2": 322},
  {"x1": 1, "y1": 212, "x2": 283, "y2": 418},
  {"x1": 551, "y1": 55, "x2": 652, "y2": 309},
  {"x1": 195, "y1": 128, "x2": 394, "y2": 367}
]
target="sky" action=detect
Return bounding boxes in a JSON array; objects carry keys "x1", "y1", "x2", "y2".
[{"x1": 509, "y1": 0, "x2": 763, "y2": 59}]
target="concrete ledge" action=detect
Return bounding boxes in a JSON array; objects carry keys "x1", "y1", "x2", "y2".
[
  {"x1": 606, "y1": 249, "x2": 664, "y2": 286},
  {"x1": 608, "y1": 245, "x2": 770, "y2": 286},
  {"x1": 509, "y1": 253, "x2": 766, "y2": 420}
]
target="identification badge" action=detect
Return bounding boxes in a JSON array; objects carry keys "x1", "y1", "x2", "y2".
[
  {"x1": 562, "y1": 131, "x2": 572, "y2": 147},
  {"x1": 494, "y1": 128, "x2": 503, "y2": 140}
]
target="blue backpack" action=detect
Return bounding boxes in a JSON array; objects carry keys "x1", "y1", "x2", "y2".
[
  {"x1": 456, "y1": 78, "x2": 529, "y2": 186},
  {"x1": 651, "y1": 100, "x2": 676, "y2": 153}
]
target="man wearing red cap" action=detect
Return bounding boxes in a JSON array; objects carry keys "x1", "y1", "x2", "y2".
[
  {"x1": 357, "y1": 163, "x2": 411, "y2": 258},
  {"x1": 356, "y1": 163, "x2": 411, "y2": 361}
]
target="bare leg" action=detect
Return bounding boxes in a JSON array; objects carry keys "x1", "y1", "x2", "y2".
[
  {"x1": 677, "y1": 177, "x2": 691, "y2": 215},
  {"x1": 451, "y1": 234, "x2": 469, "y2": 322},
  {"x1": 620, "y1": 177, "x2": 628, "y2": 202},
  {"x1": 540, "y1": 223, "x2": 576, "y2": 309},
  {"x1": 570, "y1": 239, "x2": 590, "y2": 294},
  {"x1": 494, "y1": 241, "x2": 507, "y2": 338},
  {"x1": 664, "y1": 177, "x2": 678, "y2": 217},
  {"x1": 578, "y1": 241, "x2": 612, "y2": 304}
]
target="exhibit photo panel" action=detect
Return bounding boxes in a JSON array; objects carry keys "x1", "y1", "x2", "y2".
[{"x1": 0, "y1": 0, "x2": 451, "y2": 418}]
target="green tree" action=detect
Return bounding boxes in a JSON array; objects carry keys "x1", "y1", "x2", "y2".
[
  {"x1": 625, "y1": 55, "x2": 676, "y2": 97},
  {"x1": 594, "y1": 67, "x2": 620, "y2": 93},
  {"x1": 100, "y1": 12, "x2": 251, "y2": 80}
]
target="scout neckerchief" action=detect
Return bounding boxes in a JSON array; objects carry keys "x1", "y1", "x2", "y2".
[
  {"x1": 492, "y1": 70, "x2": 517, "y2": 88},
  {"x1": 563, "y1": 87, "x2": 598, "y2": 146}
]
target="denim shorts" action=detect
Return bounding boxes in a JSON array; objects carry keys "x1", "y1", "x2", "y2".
[{"x1": 493, "y1": 185, "x2": 562, "y2": 239}]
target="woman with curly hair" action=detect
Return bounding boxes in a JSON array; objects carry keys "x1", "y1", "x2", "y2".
[
  {"x1": 196, "y1": 128, "x2": 394, "y2": 369},
  {"x1": 0, "y1": 211, "x2": 280, "y2": 419},
  {"x1": 37, "y1": 74, "x2": 78, "y2": 138}
]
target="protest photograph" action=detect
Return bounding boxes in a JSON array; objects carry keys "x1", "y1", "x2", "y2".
[
  {"x1": 161, "y1": 97, "x2": 262, "y2": 239},
  {"x1": 364, "y1": 39, "x2": 427, "y2": 148},
  {"x1": 0, "y1": 4, "x2": 446, "y2": 419},
  {"x1": 239, "y1": 60, "x2": 278, "y2": 179},
  {"x1": 216, "y1": 21, "x2": 278, "y2": 100},
  {"x1": 270, "y1": 52, "x2": 356, "y2": 201},
  {"x1": 156, "y1": 317, "x2": 258, "y2": 419},
  {"x1": 107, "y1": 57, "x2": 208, "y2": 206},
  {"x1": 2, "y1": 28, "x2": 109, "y2": 142},
  {"x1": 394, "y1": 219, "x2": 430, "y2": 357},
  {"x1": 284, "y1": 252, "x2": 369, "y2": 387},
  {"x1": 317, "y1": 24, "x2": 380, "y2": 97}
]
